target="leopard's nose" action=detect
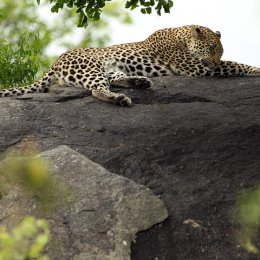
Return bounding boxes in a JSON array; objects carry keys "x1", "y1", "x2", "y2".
[{"x1": 201, "y1": 59, "x2": 215, "y2": 69}]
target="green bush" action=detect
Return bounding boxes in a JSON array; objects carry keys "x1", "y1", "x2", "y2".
[
  {"x1": 0, "y1": 216, "x2": 49, "y2": 260},
  {"x1": 0, "y1": 34, "x2": 42, "y2": 89}
]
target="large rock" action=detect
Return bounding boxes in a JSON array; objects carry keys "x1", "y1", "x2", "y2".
[
  {"x1": 0, "y1": 145, "x2": 168, "y2": 259},
  {"x1": 0, "y1": 75, "x2": 259, "y2": 259}
]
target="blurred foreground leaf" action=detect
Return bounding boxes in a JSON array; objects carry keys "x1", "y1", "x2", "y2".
[
  {"x1": 0, "y1": 216, "x2": 49, "y2": 260},
  {"x1": 1, "y1": 138, "x2": 75, "y2": 211},
  {"x1": 232, "y1": 185, "x2": 260, "y2": 254}
]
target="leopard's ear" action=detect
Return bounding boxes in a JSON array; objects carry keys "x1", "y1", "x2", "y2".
[
  {"x1": 215, "y1": 31, "x2": 221, "y2": 38},
  {"x1": 191, "y1": 25, "x2": 203, "y2": 39}
]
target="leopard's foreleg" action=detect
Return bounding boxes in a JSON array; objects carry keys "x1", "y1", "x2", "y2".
[{"x1": 210, "y1": 61, "x2": 260, "y2": 76}]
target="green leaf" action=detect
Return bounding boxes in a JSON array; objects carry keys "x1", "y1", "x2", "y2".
[
  {"x1": 67, "y1": 2, "x2": 74, "y2": 8},
  {"x1": 125, "y1": 1, "x2": 132, "y2": 9},
  {"x1": 146, "y1": 7, "x2": 152, "y2": 14},
  {"x1": 141, "y1": 8, "x2": 146, "y2": 14},
  {"x1": 51, "y1": 3, "x2": 60, "y2": 13},
  {"x1": 78, "y1": 10, "x2": 88, "y2": 27}
]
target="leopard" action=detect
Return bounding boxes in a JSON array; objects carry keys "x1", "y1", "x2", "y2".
[{"x1": 0, "y1": 24, "x2": 259, "y2": 106}]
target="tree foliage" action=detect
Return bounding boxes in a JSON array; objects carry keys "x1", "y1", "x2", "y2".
[{"x1": 37, "y1": 0, "x2": 174, "y2": 27}]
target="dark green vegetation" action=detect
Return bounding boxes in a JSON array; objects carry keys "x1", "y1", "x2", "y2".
[
  {"x1": 37, "y1": 0, "x2": 174, "y2": 27},
  {"x1": 0, "y1": 34, "x2": 42, "y2": 88}
]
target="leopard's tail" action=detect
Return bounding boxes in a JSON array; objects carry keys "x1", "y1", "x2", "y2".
[{"x1": 0, "y1": 70, "x2": 56, "y2": 97}]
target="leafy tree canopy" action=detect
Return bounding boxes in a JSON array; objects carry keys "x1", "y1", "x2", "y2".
[{"x1": 37, "y1": 0, "x2": 174, "y2": 27}]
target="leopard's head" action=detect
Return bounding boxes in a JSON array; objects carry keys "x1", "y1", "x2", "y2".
[{"x1": 187, "y1": 25, "x2": 223, "y2": 70}]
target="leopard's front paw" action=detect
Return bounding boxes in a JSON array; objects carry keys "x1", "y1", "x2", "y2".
[
  {"x1": 130, "y1": 77, "x2": 152, "y2": 89},
  {"x1": 111, "y1": 94, "x2": 132, "y2": 106}
]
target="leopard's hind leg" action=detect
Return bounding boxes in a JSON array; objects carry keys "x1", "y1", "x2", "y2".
[{"x1": 60, "y1": 68, "x2": 132, "y2": 106}]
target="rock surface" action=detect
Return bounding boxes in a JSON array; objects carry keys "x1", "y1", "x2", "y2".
[
  {"x1": 0, "y1": 75, "x2": 260, "y2": 259},
  {"x1": 0, "y1": 145, "x2": 168, "y2": 259}
]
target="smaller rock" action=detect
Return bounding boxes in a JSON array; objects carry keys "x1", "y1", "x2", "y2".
[{"x1": 0, "y1": 145, "x2": 168, "y2": 260}]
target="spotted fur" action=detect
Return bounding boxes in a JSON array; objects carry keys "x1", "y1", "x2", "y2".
[{"x1": 1, "y1": 25, "x2": 259, "y2": 105}]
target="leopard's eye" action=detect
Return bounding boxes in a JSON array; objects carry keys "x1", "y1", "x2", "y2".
[{"x1": 209, "y1": 44, "x2": 216, "y2": 55}]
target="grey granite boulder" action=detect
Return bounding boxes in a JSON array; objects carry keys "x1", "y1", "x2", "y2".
[{"x1": 0, "y1": 145, "x2": 168, "y2": 259}]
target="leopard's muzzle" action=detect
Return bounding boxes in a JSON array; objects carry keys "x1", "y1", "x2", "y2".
[{"x1": 201, "y1": 59, "x2": 216, "y2": 70}]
